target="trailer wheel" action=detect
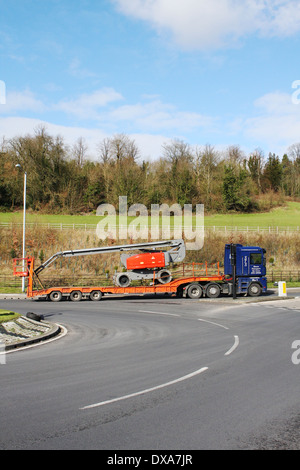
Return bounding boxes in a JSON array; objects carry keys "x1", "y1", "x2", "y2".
[
  {"x1": 89, "y1": 290, "x2": 103, "y2": 301},
  {"x1": 49, "y1": 291, "x2": 62, "y2": 302},
  {"x1": 70, "y1": 290, "x2": 83, "y2": 302},
  {"x1": 248, "y1": 282, "x2": 262, "y2": 297},
  {"x1": 206, "y1": 283, "x2": 221, "y2": 298},
  {"x1": 186, "y1": 283, "x2": 203, "y2": 299}
]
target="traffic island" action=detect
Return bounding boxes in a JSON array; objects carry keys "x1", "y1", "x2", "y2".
[{"x1": 0, "y1": 314, "x2": 62, "y2": 351}]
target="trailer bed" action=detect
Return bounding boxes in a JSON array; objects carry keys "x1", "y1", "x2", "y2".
[{"x1": 26, "y1": 274, "x2": 226, "y2": 300}]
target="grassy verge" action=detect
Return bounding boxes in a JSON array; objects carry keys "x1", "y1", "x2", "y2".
[
  {"x1": 1, "y1": 201, "x2": 300, "y2": 228},
  {"x1": 268, "y1": 282, "x2": 300, "y2": 289},
  {"x1": 0, "y1": 309, "x2": 21, "y2": 324},
  {"x1": 0, "y1": 287, "x2": 23, "y2": 294}
]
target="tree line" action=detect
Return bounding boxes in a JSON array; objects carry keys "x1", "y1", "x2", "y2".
[{"x1": 1, "y1": 126, "x2": 300, "y2": 214}]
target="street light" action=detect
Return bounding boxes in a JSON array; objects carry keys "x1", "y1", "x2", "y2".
[{"x1": 15, "y1": 164, "x2": 27, "y2": 293}]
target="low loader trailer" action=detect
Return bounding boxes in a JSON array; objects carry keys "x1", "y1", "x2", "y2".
[{"x1": 13, "y1": 241, "x2": 267, "y2": 302}]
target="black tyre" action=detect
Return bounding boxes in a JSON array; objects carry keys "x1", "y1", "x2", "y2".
[
  {"x1": 26, "y1": 312, "x2": 44, "y2": 322},
  {"x1": 89, "y1": 290, "x2": 103, "y2": 301},
  {"x1": 248, "y1": 282, "x2": 262, "y2": 297},
  {"x1": 49, "y1": 291, "x2": 62, "y2": 302},
  {"x1": 157, "y1": 269, "x2": 172, "y2": 284},
  {"x1": 206, "y1": 283, "x2": 221, "y2": 298},
  {"x1": 186, "y1": 283, "x2": 203, "y2": 299},
  {"x1": 118, "y1": 274, "x2": 131, "y2": 287},
  {"x1": 70, "y1": 290, "x2": 83, "y2": 302},
  {"x1": 176, "y1": 287, "x2": 184, "y2": 298}
]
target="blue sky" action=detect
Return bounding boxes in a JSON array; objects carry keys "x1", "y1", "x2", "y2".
[{"x1": 1, "y1": 0, "x2": 300, "y2": 161}]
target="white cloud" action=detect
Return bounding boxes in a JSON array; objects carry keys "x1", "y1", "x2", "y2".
[
  {"x1": 0, "y1": 117, "x2": 104, "y2": 153},
  {"x1": 69, "y1": 58, "x2": 97, "y2": 79},
  {"x1": 0, "y1": 87, "x2": 215, "y2": 157},
  {"x1": 54, "y1": 90, "x2": 215, "y2": 134},
  {"x1": 242, "y1": 91, "x2": 300, "y2": 151},
  {"x1": 113, "y1": 0, "x2": 300, "y2": 49},
  {"x1": 0, "y1": 89, "x2": 46, "y2": 114},
  {"x1": 55, "y1": 88, "x2": 124, "y2": 119},
  {"x1": 107, "y1": 99, "x2": 215, "y2": 132},
  {"x1": 2, "y1": 85, "x2": 300, "y2": 161}
]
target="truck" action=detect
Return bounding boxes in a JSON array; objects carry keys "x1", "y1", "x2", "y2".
[{"x1": 13, "y1": 240, "x2": 267, "y2": 302}]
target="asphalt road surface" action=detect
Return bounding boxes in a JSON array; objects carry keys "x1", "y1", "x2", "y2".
[{"x1": 0, "y1": 293, "x2": 300, "y2": 450}]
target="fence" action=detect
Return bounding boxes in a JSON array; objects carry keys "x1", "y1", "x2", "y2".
[
  {"x1": 0, "y1": 221, "x2": 300, "y2": 234},
  {"x1": 267, "y1": 271, "x2": 300, "y2": 283},
  {"x1": 0, "y1": 275, "x2": 110, "y2": 290},
  {"x1": 1, "y1": 271, "x2": 300, "y2": 289}
]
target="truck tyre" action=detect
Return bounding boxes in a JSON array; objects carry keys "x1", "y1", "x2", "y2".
[
  {"x1": 206, "y1": 283, "x2": 221, "y2": 298},
  {"x1": 176, "y1": 287, "x2": 184, "y2": 298},
  {"x1": 248, "y1": 282, "x2": 262, "y2": 297},
  {"x1": 186, "y1": 283, "x2": 203, "y2": 299},
  {"x1": 70, "y1": 290, "x2": 82, "y2": 302},
  {"x1": 49, "y1": 291, "x2": 62, "y2": 302},
  {"x1": 89, "y1": 290, "x2": 103, "y2": 301}
]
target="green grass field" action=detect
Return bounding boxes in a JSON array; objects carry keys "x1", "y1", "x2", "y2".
[{"x1": 1, "y1": 201, "x2": 300, "y2": 228}]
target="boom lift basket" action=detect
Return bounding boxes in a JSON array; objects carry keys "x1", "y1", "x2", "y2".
[{"x1": 13, "y1": 258, "x2": 29, "y2": 278}]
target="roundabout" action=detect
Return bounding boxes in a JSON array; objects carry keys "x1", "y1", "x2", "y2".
[{"x1": 0, "y1": 295, "x2": 299, "y2": 450}]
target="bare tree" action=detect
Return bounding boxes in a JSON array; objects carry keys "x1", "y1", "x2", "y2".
[
  {"x1": 162, "y1": 138, "x2": 193, "y2": 165},
  {"x1": 194, "y1": 144, "x2": 221, "y2": 208},
  {"x1": 226, "y1": 145, "x2": 245, "y2": 166},
  {"x1": 73, "y1": 137, "x2": 88, "y2": 167},
  {"x1": 97, "y1": 137, "x2": 111, "y2": 163},
  {"x1": 98, "y1": 134, "x2": 140, "y2": 163},
  {"x1": 248, "y1": 148, "x2": 264, "y2": 191},
  {"x1": 288, "y1": 143, "x2": 300, "y2": 161}
]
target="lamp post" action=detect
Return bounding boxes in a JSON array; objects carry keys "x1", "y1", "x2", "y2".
[{"x1": 15, "y1": 165, "x2": 27, "y2": 293}]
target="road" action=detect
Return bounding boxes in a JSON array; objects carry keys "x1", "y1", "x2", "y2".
[{"x1": 0, "y1": 294, "x2": 300, "y2": 450}]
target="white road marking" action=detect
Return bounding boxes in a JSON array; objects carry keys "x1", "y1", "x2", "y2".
[
  {"x1": 139, "y1": 310, "x2": 180, "y2": 317},
  {"x1": 80, "y1": 367, "x2": 209, "y2": 410},
  {"x1": 224, "y1": 336, "x2": 240, "y2": 356},
  {"x1": 198, "y1": 318, "x2": 229, "y2": 330}
]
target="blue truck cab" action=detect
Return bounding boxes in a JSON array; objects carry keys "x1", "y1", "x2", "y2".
[{"x1": 224, "y1": 244, "x2": 267, "y2": 296}]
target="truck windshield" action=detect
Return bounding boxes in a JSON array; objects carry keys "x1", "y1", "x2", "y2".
[{"x1": 250, "y1": 253, "x2": 262, "y2": 265}]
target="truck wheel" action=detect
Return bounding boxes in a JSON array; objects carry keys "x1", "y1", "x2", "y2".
[
  {"x1": 248, "y1": 282, "x2": 262, "y2": 297},
  {"x1": 89, "y1": 290, "x2": 103, "y2": 301},
  {"x1": 206, "y1": 283, "x2": 221, "y2": 298},
  {"x1": 49, "y1": 291, "x2": 62, "y2": 302},
  {"x1": 70, "y1": 290, "x2": 82, "y2": 302},
  {"x1": 186, "y1": 283, "x2": 203, "y2": 299}
]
